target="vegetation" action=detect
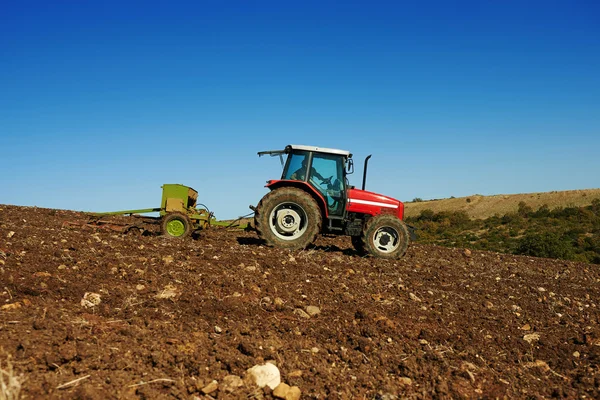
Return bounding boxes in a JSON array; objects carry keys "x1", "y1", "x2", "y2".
[
  {"x1": 406, "y1": 199, "x2": 600, "y2": 264},
  {"x1": 404, "y1": 189, "x2": 600, "y2": 219}
]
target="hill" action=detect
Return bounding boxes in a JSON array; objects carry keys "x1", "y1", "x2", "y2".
[
  {"x1": 0, "y1": 204, "x2": 599, "y2": 398},
  {"x1": 404, "y1": 188, "x2": 600, "y2": 219}
]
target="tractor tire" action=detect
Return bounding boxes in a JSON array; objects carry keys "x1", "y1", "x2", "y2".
[
  {"x1": 361, "y1": 214, "x2": 410, "y2": 259},
  {"x1": 255, "y1": 187, "x2": 322, "y2": 250},
  {"x1": 161, "y1": 212, "x2": 192, "y2": 239}
]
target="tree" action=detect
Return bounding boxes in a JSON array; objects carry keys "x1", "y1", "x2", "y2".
[{"x1": 516, "y1": 232, "x2": 573, "y2": 260}]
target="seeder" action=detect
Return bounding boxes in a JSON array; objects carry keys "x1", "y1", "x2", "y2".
[{"x1": 63, "y1": 184, "x2": 212, "y2": 238}]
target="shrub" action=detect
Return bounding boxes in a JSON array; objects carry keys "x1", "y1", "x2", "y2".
[
  {"x1": 517, "y1": 201, "x2": 533, "y2": 217},
  {"x1": 515, "y1": 232, "x2": 573, "y2": 260}
]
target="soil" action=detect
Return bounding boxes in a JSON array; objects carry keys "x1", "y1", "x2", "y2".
[{"x1": 1, "y1": 204, "x2": 599, "y2": 399}]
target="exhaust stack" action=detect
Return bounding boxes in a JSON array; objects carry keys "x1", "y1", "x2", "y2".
[{"x1": 362, "y1": 155, "x2": 372, "y2": 190}]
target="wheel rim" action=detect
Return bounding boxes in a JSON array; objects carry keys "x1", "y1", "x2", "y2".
[
  {"x1": 269, "y1": 202, "x2": 308, "y2": 241},
  {"x1": 166, "y1": 219, "x2": 186, "y2": 237},
  {"x1": 372, "y1": 226, "x2": 400, "y2": 253}
]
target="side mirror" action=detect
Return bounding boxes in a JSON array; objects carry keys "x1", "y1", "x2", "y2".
[{"x1": 346, "y1": 159, "x2": 354, "y2": 174}]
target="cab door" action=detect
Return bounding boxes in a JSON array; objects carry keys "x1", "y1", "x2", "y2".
[{"x1": 310, "y1": 153, "x2": 346, "y2": 216}]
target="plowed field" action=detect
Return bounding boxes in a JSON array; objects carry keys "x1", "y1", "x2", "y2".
[{"x1": 1, "y1": 205, "x2": 599, "y2": 399}]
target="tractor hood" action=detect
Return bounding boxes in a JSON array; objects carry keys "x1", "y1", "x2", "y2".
[{"x1": 346, "y1": 188, "x2": 404, "y2": 219}]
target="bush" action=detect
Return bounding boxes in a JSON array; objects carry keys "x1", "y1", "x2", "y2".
[
  {"x1": 515, "y1": 232, "x2": 573, "y2": 260},
  {"x1": 518, "y1": 201, "x2": 533, "y2": 217},
  {"x1": 407, "y1": 202, "x2": 600, "y2": 264}
]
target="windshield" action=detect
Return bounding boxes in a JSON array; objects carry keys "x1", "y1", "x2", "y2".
[{"x1": 282, "y1": 151, "x2": 310, "y2": 181}]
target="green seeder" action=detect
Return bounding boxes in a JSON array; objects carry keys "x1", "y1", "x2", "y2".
[{"x1": 90, "y1": 184, "x2": 212, "y2": 238}]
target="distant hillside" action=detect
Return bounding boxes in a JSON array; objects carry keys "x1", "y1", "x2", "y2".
[{"x1": 404, "y1": 189, "x2": 600, "y2": 219}]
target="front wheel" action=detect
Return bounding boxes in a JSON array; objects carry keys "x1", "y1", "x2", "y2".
[
  {"x1": 255, "y1": 187, "x2": 322, "y2": 250},
  {"x1": 161, "y1": 212, "x2": 192, "y2": 239},
  {"x1": 361, "y1": 214, "x2": 410, "y2": 259}
]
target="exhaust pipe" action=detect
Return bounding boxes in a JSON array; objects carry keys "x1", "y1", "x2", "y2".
[{"x1": 362, "y1": 155, "x2": 372, "y2": 190}]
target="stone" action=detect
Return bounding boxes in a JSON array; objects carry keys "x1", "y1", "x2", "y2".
[
  {"x1": 409, "y1": 293, "x2": 421, "y2": 302},
  {"x1": 273, "y1": 384, "x2": 301, "y2": 400},
  {"x1": 286, "y1": 386, "x2": 301, "y2": 400},
  {"x1": 221, "y1": 375, "x2": 243, "y2": 393},
  {"x1": 398, "y1": 377, "x2": 412, "y2": 386},
  {"x1": 293, "y1": 308, "x2": 311, "y2": 319},
  {"x1": 523, "y1": 333, "x2": 540, "y2": 344},
  {"x1": 305, "y1": 306, "x2": 321, "y2": 316},
  {"x1": 201, "y1": 380, "x2": 218, "y2": 394},
  {"x1": 274, "y1": 297, "x2": 285, "y2": 310},
  {"x1": 246, "y1": 363, "x2": 281, "y2": 389},
  {"x1": 287, "y1": 370, "x2": 303, "y2": 378},
  {"x1": 273, "y1": 382, "x2": 290, "y2": 398},
  {"x1": 81, "y1": 292, "x2": 101, "y2": 308}
]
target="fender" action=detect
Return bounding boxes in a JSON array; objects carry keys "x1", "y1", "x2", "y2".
[{"x1": 265, "y1": 180, "x2": 330, "y2": 218}]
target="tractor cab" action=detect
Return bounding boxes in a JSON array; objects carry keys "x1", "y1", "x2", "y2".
[{"x1": 259, "y1": 145, "x2": 352, "y2": 218}]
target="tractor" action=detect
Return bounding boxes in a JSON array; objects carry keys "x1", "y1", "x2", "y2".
[{"x1": 253, "y1": 145, "x2": 414, "y2": 259}]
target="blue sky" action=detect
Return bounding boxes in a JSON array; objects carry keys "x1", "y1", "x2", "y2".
[{"x1": 1, "y1": 1, "x2": 599, "y2": 219}]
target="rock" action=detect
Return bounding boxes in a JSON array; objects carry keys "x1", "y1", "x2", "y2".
[
  {"x1": 573, "y1": 351, "x2": 580, "y2": 358},
  {"x1": 463, "y1": 249, "x2": 472, "y2": 257},
  {"x1": 201, "y1": 380, "x2": 218, "y2": 394},
  {"x1": 286, "y1": 386, "x2": 301, "y2": 400},
  {"x1": 221, "y1": 375, "x2": 244, "y2": 393},
  {"x1": 1, "y1": 302, "x2": 21, "y2": 310},
  {"x1": 520, "y1": 324, "x2": 531, "y2": 331},
  {"x1": 287, "y1": 370, "x2": 303, "y2": 378},
  {"x1": 305, "y1": 305, "x2": 321, "y2": 316},
  {"x1": 214, "y1": 326, "x2": 223, "y2": 333},
  {"x1": 523, "y1": 360, "x2": 550, "y2": 371},
  {"x1": 398, "y1": 376, "x2": 412, "y2": 386},
  {"x1": 7, "y1": 231, "x2": 15, "y2": 238},
  {"x1": 246, "y1": 363, "x2": 281, "y2": 389},
  {"x1": 80, "y1": 292, "x2": 101, "y2": 308},
  {"x1": 293, "y1": 309, "x2": 311, "y2": 319},
  {"x1": 155, "y1": 284, "x2": 178, "y2": 299},
  {"x1": 273, "y1": 382, "x2": 301, "y2": 400},
  {"x1": 409, "y1": 293, "x2": 421, "y2": 302},
  {"x1": 523, "y1": 333, "x2": 540, "y2": 344},
  {"x1": 274, "y1": 297, "x2": 285, "y2": 310},
  {"x1": 273, "y1": 382, "x2": 290, "y2": 398}
]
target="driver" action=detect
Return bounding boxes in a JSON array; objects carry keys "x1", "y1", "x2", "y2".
[{"x1": 290, "y1": 157, "x2": 331, "y2": 184}]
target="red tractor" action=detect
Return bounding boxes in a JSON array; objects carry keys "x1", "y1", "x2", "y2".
[{"x1": 253, "y1": 145, "x2": 414, "y2": 259}]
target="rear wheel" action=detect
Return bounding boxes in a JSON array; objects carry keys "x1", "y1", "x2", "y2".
[
  {"x1": 255, "y1": 187, "x2": 322, "y2": 250},
  {"x1": 361, "y1": 214, "x2": 410, "y2": 259},
  {"x1": 161, "y1": 212, "x2": 192, "y2": 239}
]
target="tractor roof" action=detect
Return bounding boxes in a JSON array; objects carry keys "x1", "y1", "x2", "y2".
[
  {"x1": 258, "y1": 144, "x2": 352, "y2": 159},
  {"x1": 286, "y1": 144, "x2": 351, "y2": 157}
]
